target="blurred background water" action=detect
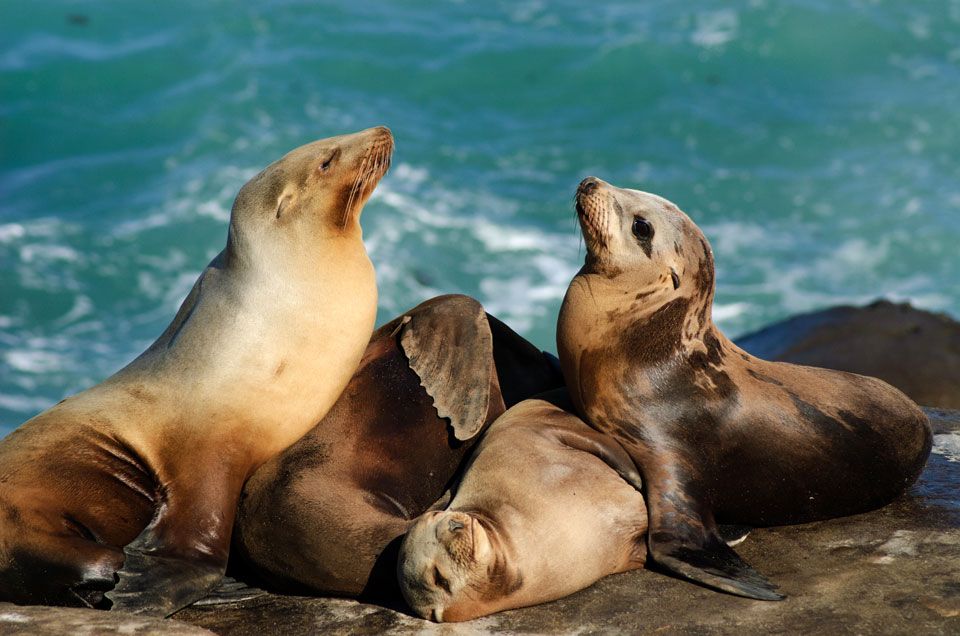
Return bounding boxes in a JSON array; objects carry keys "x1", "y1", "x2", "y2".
[{"x1": 1, "y1": 0, "x2": 959, "y2": 433}]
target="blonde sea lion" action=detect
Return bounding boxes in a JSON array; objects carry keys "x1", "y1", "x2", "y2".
[
  {"x1": 232, "y1": 295, "x2": 564, "y2": 600},
  {"x1": 397, "y1": 391, "x2": 648, "y2": 622},
  {"x1": 0, "y1": 126, "x2": 393, "y2": 616},
  {"x1": 556, "y1": 177, "x2": 932, "y2": 600}
]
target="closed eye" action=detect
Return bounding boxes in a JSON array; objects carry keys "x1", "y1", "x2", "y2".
[
  {"x1": 276, "y1": 195, "x2": 292, "y2": 219},
  {"x1": 317, "y1": 148, "x2": 341, "y2": 173},
  {"x1": 433, "y1": 567, "x2": 452, "y2": 594}
]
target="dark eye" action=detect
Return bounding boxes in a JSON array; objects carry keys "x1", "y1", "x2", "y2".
[{"x1": 632, "y1": 216, "x2": 653, "y2": 241}]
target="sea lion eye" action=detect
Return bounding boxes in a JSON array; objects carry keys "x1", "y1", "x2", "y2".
[
  {"x1": 632, "y1": 217, "x2": 653, "y2": 241},
  {"x1": 433, "y1": 567, "x2": 452, "y2": 594},
  {"x1": 317, "y1": 148, "x2": 340, "y2": 173},
  {"x1": 276, "y1": 194, "x2": 291, "y2": 219}
]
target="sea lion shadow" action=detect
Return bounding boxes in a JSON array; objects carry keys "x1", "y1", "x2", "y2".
[{"x1": 356, "y1": 534, "x2": 419, "y2": 616}]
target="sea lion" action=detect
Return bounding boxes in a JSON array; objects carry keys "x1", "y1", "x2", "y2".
[
  {"x1": 735, "y1": 300, "x2": 960, "y2": 409},
  {"x1": 0, "y1": 126, "x2": 393, "y2": 616},
  {"x1": 398, "y1": 391, "x2": 648, "y2": 622},
  {"x1": 556, "y1": 177, "x2": 933, "y2": 600},
  {"x1": 232, "y1": 295, "x2": 564, "y2": 599}
]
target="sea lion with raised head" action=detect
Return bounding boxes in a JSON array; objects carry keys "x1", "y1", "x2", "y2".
[
  {"x1": 398, "y1": 391, "x2": 649, "y2": 622},
  {"x1": 0, "y1": 126, "x2": 393, "y2": 616},
  {"x1": 232, "y1": 295, "x2": 564, "y2": 599},
  {"x1": 556, "y1": 177, "x2": 932, "y2": 600}
]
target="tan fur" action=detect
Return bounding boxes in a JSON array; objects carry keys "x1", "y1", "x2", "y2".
[
  {"x1": 0, "y1": 126, "x2": 392, "y2": 615},
  {"x1": 398, "y1": 396, "x2": 647, "y2": 622}
]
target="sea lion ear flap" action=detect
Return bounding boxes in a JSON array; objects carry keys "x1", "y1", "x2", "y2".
[{"x1": 399, "y1": 295, "x2": 495, "y2": 441}]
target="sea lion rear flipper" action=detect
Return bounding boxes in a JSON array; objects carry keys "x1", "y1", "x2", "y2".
[
  {"x1": 645, "y1": 480, "x2": 782, "y2": 601},
  {"x1": 399, "y1": 295, "x2": 499, "y2": 441}
]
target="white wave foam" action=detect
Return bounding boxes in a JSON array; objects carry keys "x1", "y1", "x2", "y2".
[
  {"x1": 713, "y1": 302, "x2": 751, "y2": 323},
  {"x1": 18, "y1": 243, "x2": 81, "y2": 264},
  {"x1": 5, "y1": 350, "x2": 66, "y2": 374},
  {"x1": 0, "y1": 223, "x2": 26, "y2": 243},
  {"x1": 54, "y1": 295, "x2": 94, "y2": 326},
  {"x1": 691, "y1": 9, "x2": 739, "y2": 48},
  {"x1": 0, "y1": 393, "x2": 52, "y2": 414},
  {"x1": 933, "y1": 433, "x2": 960, "y2": 463}
]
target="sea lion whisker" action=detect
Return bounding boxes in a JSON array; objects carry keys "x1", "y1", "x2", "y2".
[{"x1": 341, "y1": 147, "x2": 372, "y2": 229}]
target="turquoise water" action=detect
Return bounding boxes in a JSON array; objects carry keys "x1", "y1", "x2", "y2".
[{"x1": 2, "y1": 1, "x2": 959, "y2": 433}]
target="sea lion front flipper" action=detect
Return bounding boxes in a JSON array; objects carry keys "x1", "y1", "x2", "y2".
[
  {"x1": 191, "y1": 576, "x2": 268, "y2": 607},
  {"x1": 652, "y1": 532, "x2": 782, "y2": 601},
  {"x1": 551, "y1": 427, "x2": 643, "y2": 491},
  {"x1": 106, "y1": 542, "x2": 224, "y2": 616},
  {"x1": 399, "y1": 294, "x2": 498, "y2": 441},
  {"x1": 718, "y1": 524, "x2": 752, "y2": 547},
  {"x1": 106, "y1": 461, "x2": 241, "y2": 617},
  {"x1": 644, "y1": 475, "x2": 782, "y2": 601}
]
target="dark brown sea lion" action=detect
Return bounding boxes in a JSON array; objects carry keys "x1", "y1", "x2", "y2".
[
  {"x1": 0, "y1": 127, "x2": 394, "y2": 616},
  {"x1": 232, "y1": 295, "x2": 564, "y2": 599},
  {"x1": 556, "y1": 177, "x2": 933, "y2": 600},
  {"x1": 398, "y1": 391, "x2": 648, "y2": 622}
]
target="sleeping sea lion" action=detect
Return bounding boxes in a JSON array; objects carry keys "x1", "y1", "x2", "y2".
[
  {"x1": 398, "y1": 391, "x2": 648, "y2": 622},
  {"x1": 232, "y1": 295, "x2": 564, "y2": 599},
  {"x1": 556, "y1": 177, "x2": 932, "y2": 600},
  {"x1": 0, "y1": 126, "x2": 393, "y2": 616}
]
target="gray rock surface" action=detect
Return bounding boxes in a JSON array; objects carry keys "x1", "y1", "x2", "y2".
[
  {"x1": 169, "y1": 408, "x2": 960, "y2": 635},
  {"x1": 0, "y1": 603, "x2": 212, "y2": 635},
  {"x1": 736, "y1": 300, "x2": 960, "y2": 408}
]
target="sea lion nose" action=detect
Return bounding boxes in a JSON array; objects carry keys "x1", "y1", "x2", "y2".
[
  {"x1": 367, "y1": 125, "x2": 393, "y2": 141},
  {"x1": 578, "y1": 176, "x2": 600, "y2": 196},
  {"x1": 437, "y1": 513, "x2": 471, "y2": 542}
]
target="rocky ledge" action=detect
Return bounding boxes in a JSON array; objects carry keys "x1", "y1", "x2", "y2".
[{"x1": 3, "y1": 408, "x2": 957, "y2": 635}]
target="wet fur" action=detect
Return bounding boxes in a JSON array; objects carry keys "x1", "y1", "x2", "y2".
[{"x1": 557, "y1": 177, "x2": 932, "y2": 599}]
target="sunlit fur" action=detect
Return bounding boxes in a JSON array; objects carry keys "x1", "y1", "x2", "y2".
[
  {"x1": 398, "y1": 510, "x2": 494, "y2": 622},
  {"x1": 0, "y1": 126, "x2": 393, "y2": 614}
]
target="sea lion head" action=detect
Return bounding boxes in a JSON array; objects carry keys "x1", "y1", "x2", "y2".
[
  {"x1": 398, "y1": 510, "x2": 518, "y2": 622},
  {"x1": 559, "y1": 178, "x2": 720, "y2": 409},
  {"x1": 573, "y1": 176, "x2": 715, "y2": 306},
  {"x1": 226, "y1": 126, "x2": 394, "y2": 267}
]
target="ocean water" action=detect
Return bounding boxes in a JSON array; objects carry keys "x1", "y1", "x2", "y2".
[{"x1": 1, "y1": 1, "x2": 959, "y2": 434}]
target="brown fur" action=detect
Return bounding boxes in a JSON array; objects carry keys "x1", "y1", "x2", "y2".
[
  {"x1": 232, "y1": 295, "x2": 565, "y2": 599},
  {"x1": 557, "y1": 177, "x2": 932, "y2": 599}
]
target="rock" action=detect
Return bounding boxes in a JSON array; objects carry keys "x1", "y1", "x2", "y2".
[
  {"x1": 171, "y1": 408, "x2": 960, "y2": 635},
  {"x1": 0, "y1": 603, "x2": 212, "y2": 635},
  {"x1": 4, "y1": 412, "x2": 957, "y2": 634},
  {"x1": 735, "y1": 300, "x2": 960, "y2": 409}
]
